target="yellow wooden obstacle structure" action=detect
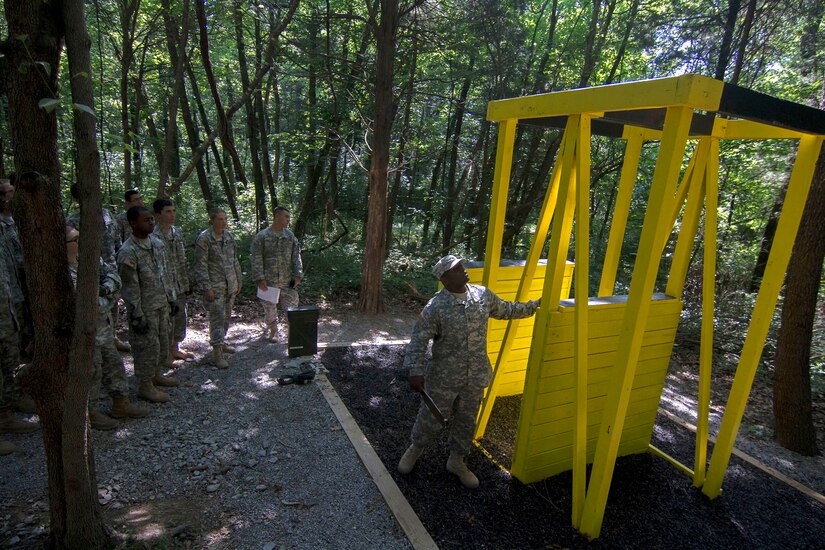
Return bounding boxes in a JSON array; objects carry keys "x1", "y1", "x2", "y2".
[{"x1": 470, "y1": 74, "x2": 825, "y2": 539}]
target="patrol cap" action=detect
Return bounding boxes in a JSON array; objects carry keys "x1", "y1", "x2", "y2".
[{"x1": 432, "y1": 255, "x2": 463, "y2": 280}]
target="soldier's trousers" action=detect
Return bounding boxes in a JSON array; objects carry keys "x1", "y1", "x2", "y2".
[
  {"x1": 89, "y1": 335, "x2": 129, "y2": 410},
  {"x1": 0, "y1": 331, "x2": 20, "y2": 409},
  {"x1": 129, "y1": 306, "x2": 170, "y2": 382},
  {"x1": 208, "y1": 288, "x2": 235, "y2": 346},
  {"x1": 171, "y1": 297, "x2": 187, "y2": 344},
  {"x1": 260, "y1": 286, "x2": 298, "y2": 328},
  {"x1": 410, "y1": 381, "x2": 484, "y2": 456}
]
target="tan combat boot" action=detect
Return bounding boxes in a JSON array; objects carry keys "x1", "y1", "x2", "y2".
[
  {"x1": 0, "y1": 439, "x2": 15, "y2": 456},
  {"x1": 446, "y1": 452, "x2": 479, "y2": 489},
  {"x1": 164, "y1": 350, "x2": 176, "y2": 369},
  {"x1": 89, "y1": 410, "x2": 119, "y2": 431},
  {"x1": 137, "y1": 380, "x2": 170, "y2": 403},
  {"x1": 397, "y1": 444, "x2": 424, "y2": 474},
  {"x1": 212, "y1": 345, "x2": 229, "y2": 369},
  {"x1": 152, "y1": 373, "x2": 180, "y2": 387},
  {"x1": 110, "y1": 396, "x2": 149, "y2": 419},
  {"x1": 267, "y1": 324, "x2": 279, "y2": 342},
  {"x1": 0, "y1": 408, "x2": 40, "y2": 434},
  {"x1": 222, "y1": 344, "x2": 236, "y2": 354},
  {"x1": 171, "y1": 343, "x2": 194, "y2": 360},
  {"x1": 14, "y1": 394, "x2": 36, "y2": 414}
]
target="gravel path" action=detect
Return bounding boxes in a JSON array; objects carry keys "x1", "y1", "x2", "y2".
[{"x1": 0, "y1": 305, "x2": 415, "y2": 549}]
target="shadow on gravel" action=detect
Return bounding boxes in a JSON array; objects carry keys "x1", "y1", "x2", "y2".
[{"x1": 322, "y1": 345, "x2": 825, "y2": 549}]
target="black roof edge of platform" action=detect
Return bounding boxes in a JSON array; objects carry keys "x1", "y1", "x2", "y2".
[
  {"x1": 718, "y1": 82, "x2": 825, "y2": 134},
  {"x1": 520, "y1": 110, "x2": 717, "y2": 137}
]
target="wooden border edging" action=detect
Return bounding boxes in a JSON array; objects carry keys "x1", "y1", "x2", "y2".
[
  {"x1": 316, "y1": 373, "x2": 439, "y2": 550},
  {"x1": 658, "y1": 408, "x2": 825, "y2": 506},
  {"x1": 318, "y1": 339, "x2": 410, "y2": 350}
]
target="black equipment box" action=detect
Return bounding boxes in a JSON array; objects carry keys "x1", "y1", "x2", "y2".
[{"x1": 286, "y1": 306, "x2": 320, "y2": 357}]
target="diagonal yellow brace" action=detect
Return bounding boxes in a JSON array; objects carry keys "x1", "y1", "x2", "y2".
[
  {"x1": 598, "y1": 130, "x2": 645, "y2": 296},
  {"x1": 483, "y1": 119, "x2": 517, "y2": 290},
  {"x1": 579, "y1": 106, "x2": 694, "y2": 539},
  {"x1": 702, "y1": 135, "x2": 824, "y2": 498}
]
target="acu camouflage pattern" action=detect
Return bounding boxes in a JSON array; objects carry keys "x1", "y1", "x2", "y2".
[
  {"x1": 66, "y1": 206, "x2": 119, "y2": 264},
  {"x1": 115, "y1": 211, "x2": 133, "y2": 248},
  {"x1": 195, "y1": 229, "x2": 242, "y2": 346},
  {"x1": 250, "y1": 226, "x2": 303, "y2": 287},
  {"x1": 0, "y1": 215, "x2": 25, "y2": 304},
  {"x1": 404, "y1": 284, "x2": 539, "y2": 455},
  {"x1": 194, "y1": 229, "x2": 242, "y2": 294},
  {"x1": 0, "y1": 255, "x2": 18, "y2": 410},
  {"x1": 117, "y1": 234, "x2": 177, "y2": 318},
  {"x1": 155, "y1": 224, "x2": 189, "y2": 294}
]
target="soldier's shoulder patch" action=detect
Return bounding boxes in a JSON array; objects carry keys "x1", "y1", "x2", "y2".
[
  {"x1": 197, "y1": 238, "x2": 209, "y2": 249},
  {"x1": 121, "y1": 257, "x2": 136, "y2": 269}
]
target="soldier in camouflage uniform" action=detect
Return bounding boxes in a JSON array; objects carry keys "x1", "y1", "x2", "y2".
[
  {"x1": 0, "y1": 178, "x2": 33, "y2": 370},
  {"x1": 115, "y1": 189, "x2": 144, "y2": 247},
  {"x1": 117, "y1": 206, "x2": 180, "y2": 403},
  {"x1": 153, "y1": 198, "x2": 193, "y2": 362},
  {"x1": 194, "y1": 208, "x2": 242, "y2": 369},
  {"x1": 66, "y1": 226, "x2": 148, "y2": 430},
  {"x1": 0, "y1": 218, "x2": 39, "y2": 449},
  {"x1": 66, "y1": 183, "x2": 119, "y2": 265},
  {"x1": 398, "y1": 255, "x2": 540, "y2": 488},
  {"x1": 251, "y1": 206, "x2": 303, "y2": 342}
]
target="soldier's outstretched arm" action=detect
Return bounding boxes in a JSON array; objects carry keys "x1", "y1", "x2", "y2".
[{"x1": 486, "y1": 287, "x2": 540, "y2": 320}]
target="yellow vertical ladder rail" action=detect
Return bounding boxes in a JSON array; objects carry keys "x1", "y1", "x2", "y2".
[
  {"x1": 474, "y1": 146, "x2": 565, "y2": 439},
  {"x1": 483, "y1": 119, "x2": 517, "y2": 290},
  {"x1": 579, "y1": 106, "x2": 695, "y2": 539},
  {"x1": 598, "y1": 129, "x2": 645, "y2": 297},
  {"x1": 694, "y1": 134, "x2": 720, "y2": 486},
  {"x1": 511, "y1": 116, "x2": 580, "y2": 477},
  {"x1": 572, "y1": 114, "x2": 592, "y2": 528},
  {"x1": 702, "y1": 134, "x2": 824, "y2": 498}
]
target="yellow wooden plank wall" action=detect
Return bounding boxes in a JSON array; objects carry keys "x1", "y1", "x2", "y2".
[
  {"x1": 466, "y1": 261, "x2": 575, "y2": 397},
  {"x1": 513, "y1": 294, "x2": 682, "y2": 484}
]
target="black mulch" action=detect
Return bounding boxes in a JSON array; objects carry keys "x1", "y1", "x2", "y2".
[{"x1": 321, "y1": 345, "x2": 825, "y2": 550}]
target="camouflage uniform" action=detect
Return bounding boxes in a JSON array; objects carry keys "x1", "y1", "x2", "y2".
[
  {"x1": 404, "y1": 284, "x2": 540, "y2": 454},
  {"x1": 117, "y1": 234, "x2": 176, "y2": 382},
  {"x1": 69, "y1": 260, "x2": 130, "y2": 409},
  {"x1": 194, "y1": 229, "x2": 242, "y2": 346},
  {"x1": 0, "y1": 257, "x2": 19, "y2": 412},
  {"x1": 115, "y1": 211, "x2": 133, "y2": 249},
  {"x1": 155, "y1": 225, "x2": 189, "y2": 343},
  {"x1": 66, "y1": 206, "x2": 119, "y2": 265},
  {"x1": 0, "y1": 214, "x2": 31, "y2": 355},
  {"x1": 250, "y1": 226, "x2": 303, "y2": 328}
]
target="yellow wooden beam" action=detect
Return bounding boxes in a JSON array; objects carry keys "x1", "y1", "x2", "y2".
[
  {"x1": 694, "y1": 137, "x2": 719, "y2": 487},
  {"x1": 512, "y1": 116, "x2": 580, "y2": 478},
  {"x1": 722, "y1": 120, "x2": 811, "y2": 140},
  {"x1": 598, "y1": 130, "x2": 645, "y2": 296},
  {"x1": 702, "y1": 135, "x2": 824, "y2": 498},
  {"x1": 483, "y1": 119, "x2": 517, "y2": 289},
  {"x1": 572, "y1": 114, "x2": 592, "y2": 528},
  {"x1": 579, "y1": 106, "x2": 694, "y2": 539},
  {"x1": 488, "y1": 75, "x2": 723, "y2": 122},
  {"x1": 665, "y1": 140, "x2": 709, "y2": 297},
  {"x1": 475, "y1": 143, "x2": 565, "y2": 440}
]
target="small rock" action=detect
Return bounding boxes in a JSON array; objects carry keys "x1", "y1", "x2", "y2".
[{"x1": 206, "y1": 484, "x2": 219, "y2": 493}]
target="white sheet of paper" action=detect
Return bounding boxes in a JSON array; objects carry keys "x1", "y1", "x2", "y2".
[{"x1": 256, "y1": 286, "x2": 280, "y2": 304}]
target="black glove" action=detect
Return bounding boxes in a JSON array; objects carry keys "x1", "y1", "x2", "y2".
[
  {"x1": 168, "y1": 301, "x2": 179, "y2": 317},
  {"x1": 130, "y1": 315, "x2": 150, "y2": 335}
]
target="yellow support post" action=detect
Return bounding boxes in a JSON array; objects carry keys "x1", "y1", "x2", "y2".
[
  {"x1": 658, "y1": 142, "x2": 703, "y2": 259},
  {"x1": 694, "y1": 136, "x2": 719, "y2": 487},
  {"x1": 483, "y1": 119, "x2": 517, "y2": 290},
  {"x1": 666, "y1": 139, "x2": 709, "y2": 297},
  {"x1": 512, "y1": 116, "x2": 579, "y2": 477},
  {"x1": 598, "y1": 130, "x2": 644, "y2": 296},
  {"x1": 579, "y1": 106, "x2": 694, "y2": 539},
  {"x1": 474, "y1": 144, "x2": 565, "y2": 439},
  {"x1": 572, "y1": 114, "x2": 591, "y2": 528},
  {"x1": 702, "y1": 135, "x2": 824, "y2": 498}
]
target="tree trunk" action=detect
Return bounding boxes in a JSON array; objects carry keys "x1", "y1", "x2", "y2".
[
  {"x1": 4, "y1": 0, "x2": 110, "y2": 546},
  {"x1": 714, "y1": 0, "x2": 741, "y2": 81},
  {"x1": 118, "y1": 0, "x2": 140, "y2": 193},
  {"x1": 358, "y1": 0, "x2": 402, "y2": 314},
  {"x1": 442, "y1": 69, "x2": 472, "y2": 249},
  {"x1": 180, "y1": 87, "x2": 215, "y2": 210},
  {"x1": 158, "y1": 0, "x2": 190, "y2": 195},
  {"x1": 750, "y1": 180, "x2": 787, "y2": 292}
]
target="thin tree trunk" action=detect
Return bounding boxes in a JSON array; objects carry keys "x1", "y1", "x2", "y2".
[
  {"x1": 442, "y1": 69, "x2": 472, "y2": 249},
  {"x1": 180, "y1": 86, "x2": 214, "y2": 210},
  {"x1": 158, "y1": 0, "x2": 190, "y2": 195},
  {"x1": 118, "y1": 0, "x2": 140, "y2": 193},
  {"x1": 715, "y1": 0, "x2": 741, "y2": 80}
]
